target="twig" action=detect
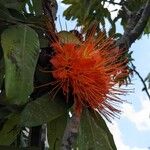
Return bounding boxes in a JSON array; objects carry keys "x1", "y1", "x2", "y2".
[
  {"x1": 61, "y1": 113, "x2": 81, "y2": 150},
  {"x1": 131, "y1": 62, "x2": 150, "y2": 100}
]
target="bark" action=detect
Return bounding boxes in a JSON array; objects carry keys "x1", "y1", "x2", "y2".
[
  {"x1": 61, "y1": 113, "x2": 81, "y2": 150},
  {"x1": 116, "y1": 0, "x2": 150, "y2": 50}
]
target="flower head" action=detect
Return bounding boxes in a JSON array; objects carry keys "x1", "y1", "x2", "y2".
[{"x1": 50, "y1": 32, "x2": 128, "y2": 119}]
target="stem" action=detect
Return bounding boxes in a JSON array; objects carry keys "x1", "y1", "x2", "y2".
[{"x1": 61, "y1": 113, "x2": 81, "y2": 150}]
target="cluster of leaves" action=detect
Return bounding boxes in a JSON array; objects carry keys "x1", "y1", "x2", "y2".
[
  {"x1": 0, "y1": 0, "x2": 117, "y2": 149},
  {"x1": 62, "y1": 0, "x2": 116, "y2": 37},
  {"x1": 62, "y1": 0, "x2": 150, "y2": 36}
]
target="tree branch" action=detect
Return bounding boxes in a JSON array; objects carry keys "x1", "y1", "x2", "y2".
[
  {"x1": 42, "y1": 0, "x2": 58, "y2": 30},
  {"x1": 61, "y1": 113, "x2": 81, "y2": 150},
  {"x1": 131, "y1": 62, "x2": 150, "y2": 100},
  {"x1": 116, "y1": 0, "x2": 150, "y2": 50}
]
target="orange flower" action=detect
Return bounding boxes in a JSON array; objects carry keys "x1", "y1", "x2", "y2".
[{"x1": 50, "y1": 33, "x2": 127, "y2": 119}]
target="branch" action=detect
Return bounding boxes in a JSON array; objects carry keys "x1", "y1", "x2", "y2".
[
  {"x1": 130, "y1": 0, "x2": 150, "y2": 41},
  {"x1": 131, "y1": 62, "x2": 150, "y2": 100},
  {"x1": 116, "y1": 0, "x2": 150, "y2": 50},
  {"x1": 42, "y1": 0, "x2": 58, "y2": 30},
  {"x1": 61, "y1": 113, "x2": 81, "y2": 150}
]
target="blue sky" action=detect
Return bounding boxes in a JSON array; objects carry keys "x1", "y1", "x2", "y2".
[{"x1": 56, "y1": 1, "x2": 150, "y2": 149}]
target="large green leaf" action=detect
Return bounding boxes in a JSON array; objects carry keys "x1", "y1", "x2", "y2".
[
  {"x1": 1, "y1": 25, "x2": 40, "y2": 104},
  {"x1": 0, "y1": 113, "x2": 20, "y2": 145},
  {"x1": 20, "y1": 94, "x2": 67, "y2": 127},
  {"x1": 75, "y1": 109, "x2": 117, "y2": 150},
  {"x1": 47, "y1": 112, "x2": 68, "y2": 150}
]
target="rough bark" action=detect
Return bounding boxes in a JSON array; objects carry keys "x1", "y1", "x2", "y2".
[
  {"x1": 61, "y1": 113, "x2": 81, "y2": 150},
  {"x1": 116, "y1": 0, "x2": 150, "y2": 50}
]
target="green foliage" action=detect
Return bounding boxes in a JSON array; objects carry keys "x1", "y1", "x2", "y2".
[
  {"x1": 21, "y1": 94, "x2": 67, "y2": 127},
  {"x1": 62, "y1": 0, "x2": 112, "y2": 31},
  {"x1": 63, "y1": 0, "x2": 150, "y2": 35},
  {"x1": 75, "y1": 109, "x2": 117, "y2": 150},
  {"x1": 1, "y1": 25, "x2": 40, "y2": 104},
  {"x1": 0, "y1": 113, "x2": 20, "y2": 145},
  {"x1": 47, "y1": 113, "x2": 68, "y2": 150}
]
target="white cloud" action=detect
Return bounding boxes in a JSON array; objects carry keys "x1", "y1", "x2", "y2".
[
  {"x1": 107, "y1": 94, "x2": 150, "y2": 150},
  {"x1": 122, "y1": 96, "x2": 150, "y2": 131},
  {"x1": 108, "y1": 122, "x2": 148, "y2": 150}
]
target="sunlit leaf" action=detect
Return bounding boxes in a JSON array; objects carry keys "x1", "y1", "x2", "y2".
[
  {"x1": 75, "y1": 109, "x2": 117, "y2": 150},
  {"x1": 58, "y1": 31, "x2": 81, "y2": 44},
  {"x1": 62, "y1": 0, "x2": 112, "y2": 31}
]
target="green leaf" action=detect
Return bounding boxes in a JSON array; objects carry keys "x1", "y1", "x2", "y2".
[
  {"x1": 1, "y1": 25, "x2": 40, "y2": 104},
  {"x1": 47, "y1": 112, "x2": 68, "y2": 150},
  {"x1": 20, "y1": 94, "x2": 67, "y2": 127},
  {"x1": 0, "y1": 113, "x2": 20, "y2": 145},
  {"x1": 75, "y1": 109, "x2": 117, "y2": 150}
]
